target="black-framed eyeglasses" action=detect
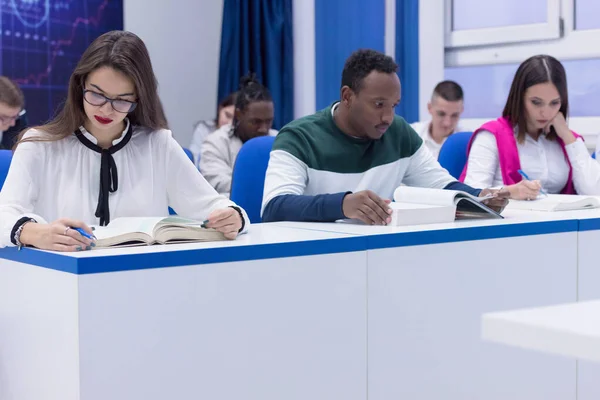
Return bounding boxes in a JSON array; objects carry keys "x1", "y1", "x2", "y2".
[{"x1": 83, "y1": 89, "x2": 137, "y2": 113}]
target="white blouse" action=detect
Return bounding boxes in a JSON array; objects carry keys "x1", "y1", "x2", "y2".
[
  {"x1": 0, "y1": 121, "x2": 249, "y2": 247},
  {"x1": 463, "y1": 130, "x2": 600, "y2": 195}
]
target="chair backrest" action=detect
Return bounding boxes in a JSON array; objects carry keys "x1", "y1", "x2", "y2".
[
  {"x1": 0, "y1": 150, "x2": 12, "y2": 191},
  {"x1": 230, "y1": 135, "x2": 276, "y2": 223},
  {"x1": 437, "y1": 131, "x2": 473, "y2": 179},
  {"x1": 183, "y1": 147, "x2": 194, "y2": 163}
]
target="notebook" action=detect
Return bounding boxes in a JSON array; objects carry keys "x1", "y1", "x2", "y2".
[
  {"x1": 92, "y1": 216, "x2": 226, "y2": 248},
  {"x1": 505, "y1": 194, "x2": 600, "y2": 212},
  {"x1": 392, "y1": 186, "x2": 504, "y2": 222}
]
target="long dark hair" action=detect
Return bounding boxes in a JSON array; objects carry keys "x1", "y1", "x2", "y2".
[
  {"x1": 503, "y1": 54, "x2": 568, "y2": 143},
  {"x1": 215, "y1": 92, "x2": 237, "y2": 127},
  {"x1": 18, "y1": 30, "x2": 168, "y2": 146}
]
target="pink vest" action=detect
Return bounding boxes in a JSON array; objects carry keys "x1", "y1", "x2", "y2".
[{"x1": 458, "y1": 117, "x2": 580, "y2": 194}]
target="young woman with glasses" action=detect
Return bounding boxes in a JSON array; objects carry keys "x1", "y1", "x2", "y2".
[{"x1": 0, "y1": 30, "x2": 248, "y2": 251}]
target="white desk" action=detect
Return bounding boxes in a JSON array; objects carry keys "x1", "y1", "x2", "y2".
[
  {"x1": 460, "y1": 208, "x2": 600, "y2": 400},
  {"x1": 482, "y1": 300, "x2": 600, "y2": 363},
  {"x1": 274, "y1": 212, "x2": 581, "y2": 400},
  {"x1": 0, "y1": 224, "x2": 368, "y2": 400},
  {"x1": 551, "y1": 209, "x2": 600, "y2": 400},
  {"x1": 1, "y1": 212, "x2": 596, "y2": 400}
]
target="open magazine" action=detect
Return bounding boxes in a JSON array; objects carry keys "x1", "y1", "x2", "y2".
[
  {"x1": 391, "y1": 186, "x2": 504, "y2": 224},
  {"x1": 92, "y1": 217, "x2": 226, "y2": 248},
  {"x1": 505, "y1": 194, "x2": 600, "y2": 212}
]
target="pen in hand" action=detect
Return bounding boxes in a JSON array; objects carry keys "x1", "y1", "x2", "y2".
[
  {"x1": 71, "y1": 227, "x2": 97, "y2": 241},
  {"x1": 517, "y1": 169, "x2": 548, "y2": 197}
]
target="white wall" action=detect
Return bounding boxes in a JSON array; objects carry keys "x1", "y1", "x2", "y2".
[
  {"x1": 124, "y1": 1, "x2": 223, "y2": 146},
  {"x1": 418, "y1": 1, "x2": 444, "y2": 122},
  {"x1": 292, "y1": 0, "x2": 315, "y2": 119}
]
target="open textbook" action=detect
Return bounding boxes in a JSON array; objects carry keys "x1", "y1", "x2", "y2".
[
  {"x1": 506, "y1": 194, "x2": 600, "y2": 212},
  {"x1": 388, "y1": 186, "x2": 504, "y2": 226},
  {"x1": 91, "y1": 217, "x2": 226, "y2": 248}
]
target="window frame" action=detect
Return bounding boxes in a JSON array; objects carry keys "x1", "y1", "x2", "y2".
[
  {"x1": 444, "y1": 0, "x2": 562, "y2": 49},
  {"x1": 445, "y1": 0, "x2": 600, "y2": 67},
  {"x1": 443, "y1": 0, "x2": 600, "y2": 148}
]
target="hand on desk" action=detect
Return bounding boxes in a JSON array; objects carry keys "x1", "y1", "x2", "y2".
[
  {"x1": 479, "y1": 187, "x2": 510, "y2": 213},
  {"x1": 505, "y1": 180, "x2": 541, "y2": 201},
  {"x1": 204, "y1": 207, "x2": 242, "y2": 240},
  {"x1": 20, "y1": 218, "x2": 95, "y2": 252},
  {"x1": 342, "y1": 190, "x2": 392, "y2": 225}
]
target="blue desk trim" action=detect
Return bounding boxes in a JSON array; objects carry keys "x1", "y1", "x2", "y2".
[
  {"x1": 578, "y1": 218, "x2": 600, "y2": 232},
  {"x1": 367, "y1": 219, "x2": 579, "y2": 250},
  {"x1": 0, "y1": 219, "x2": 582, "y2": 274},
  {"x1": 0, "y1": 236, "x2": 368, "y2": 275},
  {"x1": 0, "y1": 247, "x2": 80, "y2": 274}
]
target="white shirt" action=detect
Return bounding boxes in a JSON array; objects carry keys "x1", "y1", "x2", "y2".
[
  {"x1": 410, "y1": 120, "x2": 467, "y2": 159},
  {"x1": 188, "y1": 119, "x2": 217, "y2": 167},
  {"x1": 200, "y1": 123, "x2": 278, "y2": 197},
  {"x1": 0, "y1": 122, "x2": 249, "y2": 247},
  {"x1": 463, "y1": 129, "x2": 600, "y2": 195}
]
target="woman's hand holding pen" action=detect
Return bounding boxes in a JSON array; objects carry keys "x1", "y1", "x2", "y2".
[
  {"x1": 505, "y1": 180, "x2": 542, "y2": 201},
  {"x1": 20, "y1": 218, "x2": 96, "y2": 251}
]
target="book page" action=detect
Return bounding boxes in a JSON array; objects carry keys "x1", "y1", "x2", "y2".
[
  {"x1": 393, "y1": 186, "x2": 458, "y2": 206},
  {"x1": 155, "y1": 216, "x2": 205, "y2": 229},
  {"x1": 506, "y1": 194, "x2": 600, "y2": 212},
  {"x1": 92, "y1": 217, "x2": 166, "y2": 237}
]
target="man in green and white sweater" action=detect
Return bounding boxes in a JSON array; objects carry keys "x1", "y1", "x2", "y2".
[{"x1": 261, "y1": 49, "x2": 506, "y2": 224}]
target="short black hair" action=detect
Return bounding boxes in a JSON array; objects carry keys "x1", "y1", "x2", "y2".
[
  {"x1": 341, "y1": 49, "x2": 398, "y2": 93},
  {"x1": 432, "y1": 80, "x2": 464, "y2": 102},
  {"x1": 235, "y1": 73, "x2": 272, "y2": 112}
]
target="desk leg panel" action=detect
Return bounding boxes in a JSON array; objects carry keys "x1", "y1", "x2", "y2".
[
  {"x1": 576, "y1": 229, "x2": 600, "y2": 400},
  {"x1": 368, "y1": 232, "x2": 577, "y2": 400},
  {"x1": 78, "y1": 251, "x2": 367, "y2": 400},
  {"x1": 0, "y1": 260, "x2": 80, "y2": 400}
]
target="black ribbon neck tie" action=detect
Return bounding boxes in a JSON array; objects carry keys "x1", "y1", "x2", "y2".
[{"x1": 75, "y1": 124, "x2": 132, "y2": 226}]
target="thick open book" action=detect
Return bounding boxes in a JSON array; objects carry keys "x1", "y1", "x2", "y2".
[
  {"x1": 506, "y1": 194, "x2": 600, "y2": 212},
  {"x1": 390, "y1": 186, "x2": 504, "y2": 225},
  {"x1": 92, "y1": 217, "x2": 226, "y2": 248}
]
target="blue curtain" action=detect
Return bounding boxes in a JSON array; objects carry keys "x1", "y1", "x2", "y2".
[
  {"x1": 395, "y1": 0, "x2": 419, "y2": 123},
  {"x1": 315, "y1": 0, "x2": 385, "y2": 111},
  {"x1": 218, "y1": 0, "x2": 294, "y2": 129}
]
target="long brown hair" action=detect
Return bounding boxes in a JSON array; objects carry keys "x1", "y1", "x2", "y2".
[
  {"x1": 18, "y1": 30, "x2": 168, "y2": 146},
  {"x1": 0, "y1": 76, "x2": 24, "y2": 108},
  {"x1": 503, "y1": 54, "x2": 568, "y2": 143}
]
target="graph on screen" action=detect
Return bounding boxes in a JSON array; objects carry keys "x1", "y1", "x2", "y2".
[{"x1": 1, "y1": 0, "x2": 123, "y2": 125}]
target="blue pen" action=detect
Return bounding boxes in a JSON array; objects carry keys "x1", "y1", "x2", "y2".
[
  {"x1": 72, "y1": 227, "x2": 96, "y2": 241},
  {"x1": 517, "y1": 169, "x2": 548, "y2": 197}
]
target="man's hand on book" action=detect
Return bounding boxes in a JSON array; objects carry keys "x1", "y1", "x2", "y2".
[
  {"x1": 479, "y1": 187, "x2": 510, "y2": 213},
  {"x1": 342, "y1": 190, "x2": 392, "y2": 225},
  {"x1": 205, "y1": 208, "x2": 242, "y2": 239}
]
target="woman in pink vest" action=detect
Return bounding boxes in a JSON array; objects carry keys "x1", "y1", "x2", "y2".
[{"x1": 459, "y1": 55, "x2": 600, "y2": 199}]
